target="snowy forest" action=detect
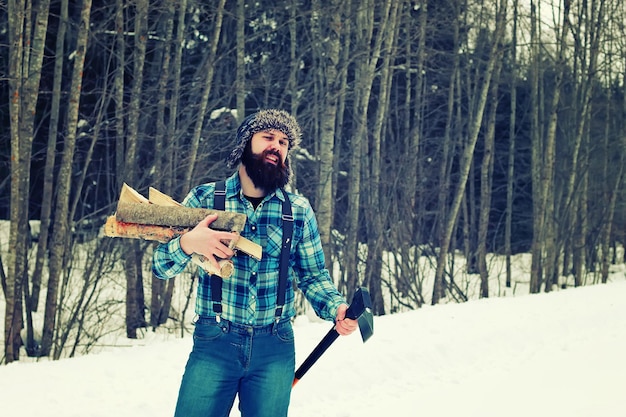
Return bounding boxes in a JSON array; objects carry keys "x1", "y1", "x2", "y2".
[{"x1": 1, "y1": 0, "x2": 625, "y2": 364}]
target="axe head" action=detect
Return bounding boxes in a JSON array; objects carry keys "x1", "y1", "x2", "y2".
[{"x1": 345, "y1": 287, "x2": 374, "y2": 342}]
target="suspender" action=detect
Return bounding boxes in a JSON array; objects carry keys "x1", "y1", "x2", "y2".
[
  {"x1": 210, "y1": 181, "x2": 293, "y2": 323},
  {"x1": 275, "y1": 189, "x2": 293, "y2": 319},
  {"x1": 210, "y1": 181, "x2": 227, "y2": 316}
]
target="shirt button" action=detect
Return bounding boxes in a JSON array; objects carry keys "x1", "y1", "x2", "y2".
[{"x1": 251, "y1": 225, "x2": 257, "y2": 232}]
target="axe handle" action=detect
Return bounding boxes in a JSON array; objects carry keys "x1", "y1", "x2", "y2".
[
  {"x1": 293, "y1": 301, "x2": 361, "y2": 386},
  {"x1": 292, "y1": 289, "x2": 371, "y2": 388},
  {"x1": 293, "y1": 327, "x2": 340, "y2": 387}
]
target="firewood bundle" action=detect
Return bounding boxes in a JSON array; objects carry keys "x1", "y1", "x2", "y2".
[{"x1": 103, "y1": 184, "x2": 261, "y2": 278}]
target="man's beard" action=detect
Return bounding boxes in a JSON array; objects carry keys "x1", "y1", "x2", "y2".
[{"x1": 241, "y1": 144, "x2": 290, "y2": 193}]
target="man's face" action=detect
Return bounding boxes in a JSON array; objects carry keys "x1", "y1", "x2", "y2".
[
  {"x1": 249, "y1": 129, "x2": 289, "y2": 164},
  {"x1": 241, "y1": 129, "x2": 291, "y2": 193}
]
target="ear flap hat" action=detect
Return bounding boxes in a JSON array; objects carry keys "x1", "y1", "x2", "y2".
[{"x1": 226, "y1": 109, "x2": 302, "y2": 169}]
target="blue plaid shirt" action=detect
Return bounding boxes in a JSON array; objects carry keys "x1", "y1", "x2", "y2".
[{"x1": 152, "y1": 172, "x2": 346, "y2": 326}]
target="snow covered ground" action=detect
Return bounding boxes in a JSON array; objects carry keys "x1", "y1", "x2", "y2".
[{"x1": 1, "y1": 276, "x2": 625, "y2": 417}]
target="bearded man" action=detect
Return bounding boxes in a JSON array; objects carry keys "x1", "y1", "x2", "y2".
[{"x1": 152, "y1": 109, "x2": 357, "y2": 417}]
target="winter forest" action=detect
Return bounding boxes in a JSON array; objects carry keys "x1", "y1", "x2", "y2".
[{"x1": 1, "y1": 0, "x2": 626, "y2": 364}]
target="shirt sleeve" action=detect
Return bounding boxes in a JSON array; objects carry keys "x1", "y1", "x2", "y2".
[
  {"x1": 152, "y1": 236, "x2": 192, "y2": 279},
  {"x1": 292, "y1": 200, "x2": 346, "y2": 321},
  {"x1": 151, "y1": 186, "x2": 206, "y2": 280}
]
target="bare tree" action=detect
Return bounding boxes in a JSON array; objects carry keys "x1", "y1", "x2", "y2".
[
  {"x1": 236, "y1": 0, "x2": 246, "y2": 122},
  {"x1": 311, "y1": 0, "x2": 343, "y2": 266},
  {"x1": 183, "y1": 0, "x2": 226, "y2": 192},
  {"x1": 5, "y1": 0, "x2": 50, "y2": 362},
  {"x1": 505, "y1": 0, "x2": 520, "y2": 289},
  {"x1": 363, "y1": 0, "x2": 401, "y2": 314},
  {"x1": 389, "y1": 0, "x2": 428, "y2": 309},
  {"x1": 41, "y1": 0, "x2": 92, "y2": 356},
  {"x1": 432, "y1": 0, "x2": 508, "y2": 304},
  {"x1": 150, "y1": 0, "x2": 177, "y2": 329},
  {"x1": 122, "y1": 0, "x2": 149, "y2": 339},
  {"x1": 477, "y1": 37, "x2": 504, "y2": 299},
  {"x1": 598, "y1": 1, "x2": 626, "y2": 283},
  {"x1": 30, "y1": 0, "x2": 65, "y2": 314},
  {"x1": 529, "y1": 0, "x2": 570, "y2": 293},
  {"x1": 343, "y1": 0, "x2": 393, "y2": 309}
]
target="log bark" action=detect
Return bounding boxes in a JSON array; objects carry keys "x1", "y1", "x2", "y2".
[
  {"x1": 115, "y1": 201, "x2": 246, "y2": 232},
  {"x1": 113, "y1": 182, "x2": 247, "y2": 231}
]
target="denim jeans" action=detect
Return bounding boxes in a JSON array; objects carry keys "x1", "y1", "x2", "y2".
[{"x1": 173, "y1": 316, "x2": 295, "y2": 417}]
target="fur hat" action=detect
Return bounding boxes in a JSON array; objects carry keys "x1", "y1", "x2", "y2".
[{"x1": 226, "y1": 109, "x2": 302, "y2": 168}]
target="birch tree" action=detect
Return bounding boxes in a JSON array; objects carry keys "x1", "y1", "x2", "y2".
[
  {"x1": 41, "y1": 0, "x2": 92, "y2": 356},
  {"x1": 505, "y1": 0, "x2": 519, "y2": 289},
  {"x1": 390, "y1": 0, "x2": 428, "y2": 308},
  {"x1": 5, "y1": 0, "x2": 50, "y2": 361},
  {"x1": 311, "y1": 0, "x2": 343, "y2": 266},
  {"x1": 530, "y1": 0, "x2": 570, "y2": 293},
  {"x1": 363, "y1": 0, "x2": 400, "y2": 314},
  {"x1": 432, "y1": 0, "x2": 508, "y2": 304},
  {"x1": 477, "y1": 33, "x2": 503, "y2": 299},
  {"x1": 183, "y1": 0, "x2": 226, "y2": 192},
  {"x1": 342, "y1": 0, "x2": 393, "y2": 310}
]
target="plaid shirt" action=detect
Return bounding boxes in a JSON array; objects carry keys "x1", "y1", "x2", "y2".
[{"x1": 152, "y1": 172, "x2": 346, "y2": 326}]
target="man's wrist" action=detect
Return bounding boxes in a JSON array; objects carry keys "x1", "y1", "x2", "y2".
[{"x1": 168, "y1": 236, "x2": 193, "y2": 263}]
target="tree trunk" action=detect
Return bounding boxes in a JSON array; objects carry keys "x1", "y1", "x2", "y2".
[
  {"x1": 432, "y1": 0, "x2": 507, "y2": 304},
  {"x1": 41, "y1": 0, "x2": 92, "y2": 357},
  {"x1": 364, "y1": 0, "x2": 399, "y2": 315},
  {"x1": 5, "y1": 92, "x2": 26, "y2": 362},
  {"x1": 562, "y1": 0, "x2": 604, "y2": 288},
  {"x1": 433, "y1": 1, "x2": 461, "y2": 302},
  {"x1": 343, "y1": 0, "x2": 391, "y2": 301},
  {"x1": 477, "y1": 54, "x2": 503, "y2": 299},
  {"x1": 537, "y1": 0, "x2": 570, "y2": 293},
  {"x1": 505, "y1": 0, "x2": 519, "y2": 289},
  {"x1": 114, "y1": 0, "x2": 126, "y2": 191},
  {"x1": 183, "y1": 0, "x2": 226, "y2": 191},
  {"x1": 312, "y1": 0, "x2": 342, "y2": 267},
  {"x1": 123, "y1": 0, "x2": 149, "y2": 339},
  {"x1": 150, "y1": 0, "x2": 177, "y2": 328},
  {"x1": 5, "y1": 0, "x2": 51, "y2": 362},
  {"x1": 529, "y1": 0, "x2": 544, "y2": 294},
  {"x1": 236, "y1": 0, "x2": 245, "y2": 122},
  {"x1": 31, "y1": 0, "x2": 62, "y2": 313}
]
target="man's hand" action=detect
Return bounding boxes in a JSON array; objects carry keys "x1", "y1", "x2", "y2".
[
  {"x1": 180, "y1": 214, "x2": 239, "y2": 272},
  {"x1": 335, "y1": 303, "x2": 358, "y2": 336}
]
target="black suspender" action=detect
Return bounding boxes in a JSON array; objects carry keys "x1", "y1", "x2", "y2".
[
  {"x1": 210, "y1": 180, "x2": 293, "y2": 323},
  {"x1": 210, "y1": 181, "x2": 227, "y2": 316},
  {"x1": 275, "y1": 188, "x2": 293, "y2": 320}
]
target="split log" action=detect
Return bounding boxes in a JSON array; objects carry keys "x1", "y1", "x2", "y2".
[
  {"x1": 115, "y1": 201, "x2": 246, "y2": 232},
  {"x1": 114, "y1": 183, "x2": 245, "y2": 231},
  {"x1": 102, "y1": 184, "x2": 263, "y2": 278},
  {"x1": 103, "y1": 216, "x2": 234, "y2": 278},
  {"x1": 103, "y1": 216, "x2": 189, "y2": 244},
  {"x1": 190, "y1": 254, "x2": 234, "y2": 279}
]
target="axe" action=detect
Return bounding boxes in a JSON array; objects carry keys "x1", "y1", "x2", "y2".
[{"x1": 292, "y1": 287, "x2": 374, "y2": 387}]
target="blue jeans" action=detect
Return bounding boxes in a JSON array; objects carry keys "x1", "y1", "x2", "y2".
[{"x1": 174, "y1": 317, "x2": 295, "y2": 417}]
